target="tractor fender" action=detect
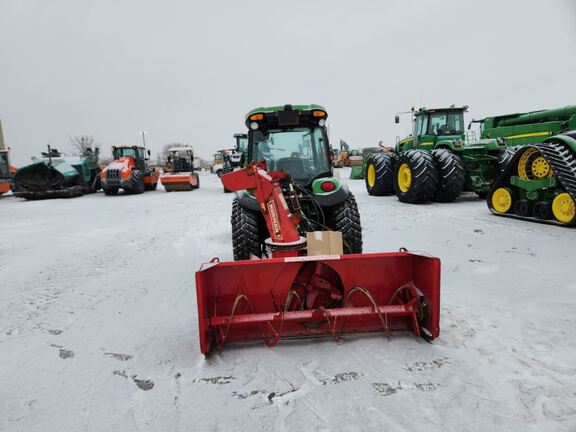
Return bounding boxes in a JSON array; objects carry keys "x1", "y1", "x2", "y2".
[
  {"x1": 544, "y1": 132, "x2": 576, "y2": 153},
  {"x1": 311, "y1": 182, "x2": 349, "y2": 207}
]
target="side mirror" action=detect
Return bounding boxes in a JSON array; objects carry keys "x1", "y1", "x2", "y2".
[
  {"x1": 394, "y1": 115, "x2": 400, "y2": 124},
  {"x1": 147, "y1": 150, "x2": 151, "y2": 156}
]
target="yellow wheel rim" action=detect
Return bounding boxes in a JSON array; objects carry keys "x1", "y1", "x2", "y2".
[
  {"x1": 367, "y1": 164, "x2": 376, "y2": 188},
  {"x1": 397, "y1": 163, "x2": 412, "y2": 193},
  {"x1": 518, "y1": 148, "x2": 552, "y2": 180},
  {"x1": 552, "y1": 193, "x2": 575, "y2": 224},
  {"x1": 491, "y1": 188, "x2": 513, "y2": 213}
]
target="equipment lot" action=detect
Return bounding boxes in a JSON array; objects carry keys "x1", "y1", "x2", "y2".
[{"x1": 1, "y1": 169, "x2": 575, "y2": 432}]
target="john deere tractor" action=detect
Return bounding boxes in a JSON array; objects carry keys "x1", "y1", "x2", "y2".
[
  {"x1": 485, "y1": 106, "x2": 576, "y2": 226},
  {"x1": 365, "y1": 106, "x2": 511, "y2": 203},
  {"x1": 231, "y1": 104, "x2": 362, "y2": 260}
]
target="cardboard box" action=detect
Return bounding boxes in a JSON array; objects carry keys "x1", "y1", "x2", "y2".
[{"x1": 306, "y1": 231, "x2": 343, "y2": 256}]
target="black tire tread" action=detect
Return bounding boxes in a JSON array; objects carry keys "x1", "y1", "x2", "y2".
[
  {"x1": 231, "y1": 197, "x2": 263, "y2": 260},
  {"x1": 327, "y1": 192, "x2": 362, "y2": 254},
  {"x1": 432, "y1": 148, "x2": 464, "y2": 202},
  {"x1": 394, "y1": 149, "x2": 438, "y2": 204},
  {"x1": 365, "y1": 153, "x2": 396, "y2": 196}
]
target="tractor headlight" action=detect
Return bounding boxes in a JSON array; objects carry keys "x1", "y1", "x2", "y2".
[
  {"x1": 318, "y1": 119, "x2": 326, "y2": 127},
  {"x1": 250, "y1": 122, "x2": 259, "y2": 130}
]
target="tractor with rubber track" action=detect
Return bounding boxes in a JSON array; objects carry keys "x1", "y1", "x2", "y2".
[
  {"x1": 488, "y1": 131, "x2": 576, "y2": 226},
  {"x1": 100, "y1": 145, "x2": 159, "y2": 195},
  {"x1": 365, "y1": 106, "x2": 512, "y2": 203},
  {"x1": 230, "y1": 104, "x2": 363, "y2": 259}
]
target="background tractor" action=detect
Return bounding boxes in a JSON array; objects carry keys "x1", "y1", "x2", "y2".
[
  {"x1": 160, "y1": 146, "x2": 199, "y2": 192},
  {"x1": 230, "y1": 104, "x2": 362, "y2": 259},
  {"x1": 349, "y1": 145, "x2": 386, "y2": 180},
  {"x1": 483, "y1": 106, "x2": 576, "y2": 225},
  {"x1": 100, "y1": 145, "x2": 159, "y2": 195},
  {"x1": 365, "y1": 106, "x2": 511, "y2": 203}
]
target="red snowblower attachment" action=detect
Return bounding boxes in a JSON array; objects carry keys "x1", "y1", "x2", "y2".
[{"x1": 195, "y1": 162, "x2": 441, "y2": 355}]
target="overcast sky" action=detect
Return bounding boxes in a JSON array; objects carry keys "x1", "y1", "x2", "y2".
[{"x1": 1, "y1": 0, "x2": 575, "y2": 165}]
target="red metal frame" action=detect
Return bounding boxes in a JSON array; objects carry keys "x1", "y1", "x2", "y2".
[{"x1": 195, "y1": 252, "x2": 440, "y2": 355}]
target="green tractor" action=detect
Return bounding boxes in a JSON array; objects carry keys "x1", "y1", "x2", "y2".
[
  {"x1": 349, "y1": 146, "x2": 385, "y2": 180},
  {"x1": 485, "y1": 106, "x2": 576, "y2": 225},
  {"x1": 231, "y1": 104, "x2": 362, "y2": 260},
  {"x1": 365, "y1": 106, "x2": 511, "y2": 203}
]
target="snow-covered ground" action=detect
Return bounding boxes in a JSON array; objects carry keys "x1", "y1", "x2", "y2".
[{"x1": 1, "y1": 169, "x2": 575, "y2": 432}]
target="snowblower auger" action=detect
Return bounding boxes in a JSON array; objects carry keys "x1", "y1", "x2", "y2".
[
  {"x1": 194, "y1": 160, "x2": 441, "y2": 355},
  {"x1": 196, "y1": 251, "x2": 440, "y2": 354}
]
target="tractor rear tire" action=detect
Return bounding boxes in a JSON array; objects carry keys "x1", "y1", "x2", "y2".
[
  {"x1": 103, "y1": 187, "x2": 118, "y2": 196},
  {"x1": 327, "y1": 192, "x2": 362, "y2": 254},
  {"x1": 394, "y1": 149, "x2": 438, "y2": 204},
  {"x1": 232, "y1": 197, "x2": 263, "y2": 260},
  {"x1": 432, "y1": 149, "x2": 465, "y2": 202},
  {"x1": 365, "y1": 153, "x2": 395, "y2": 196}
]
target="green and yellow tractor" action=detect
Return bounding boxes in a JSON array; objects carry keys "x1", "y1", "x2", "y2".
[
  {"x1": 230, "y1": 104, "x2": 363, "y2": 259},
  {"x1": 485, "y1": 106, "x2": 576, "y2": 226},
  {"x1": 365, "y1": 106, "x2": 511, "y2": 203}
]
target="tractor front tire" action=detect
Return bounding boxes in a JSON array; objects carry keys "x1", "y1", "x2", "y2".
[
  {"x1": 365, "y1": 153, "x2": 395, "y2": 196},
  {"x1": 394, "y1": 149, "x2": 438, "y2": 204},
  {"x1": 327, "y1": 192, "x2": 362, "y2": 254},
  {"x1": 103, "y1": 187, "x2": 118, "y2": 196},
  {"x1": 232, "y1": 197, "x2": 263, "y2": 260},
  {"x1": 432, "y1": 148, "x2": 464, "y2": 202}
]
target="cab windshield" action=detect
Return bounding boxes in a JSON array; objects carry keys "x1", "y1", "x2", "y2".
[
  {"x1": 237, "y1": 137, "x2": 248, "y2": 153},
  {"x1": 252, "y1": 127, "x2": 330, "y2": 183},
  {"x1": 214, "y1": 154, "x2": 223, "y2": 163},
  {"x1": 115, "y1": 147, "x2": 143, "y2": 159},
  {"x1": 426, "y1": 111, "x2": 464, "y2": 136}
]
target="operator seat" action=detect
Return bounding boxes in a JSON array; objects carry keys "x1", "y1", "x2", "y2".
[{"x1": 275, "y1": 157, "x2": 306, "y2": 179}]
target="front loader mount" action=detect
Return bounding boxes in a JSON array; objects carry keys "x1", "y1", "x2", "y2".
[{"x1": 196, "y1": 251, "x2": 440, "y2": 355}]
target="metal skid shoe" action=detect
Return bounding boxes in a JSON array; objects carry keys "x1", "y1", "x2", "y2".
[{"x1": 195, "y1": 251, "x2": 440, "y2": 355}]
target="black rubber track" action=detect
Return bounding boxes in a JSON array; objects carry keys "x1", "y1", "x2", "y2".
[
  {"x1": 231, "y1": 197, "x2": 263, "y2": 260},
  {"x1": 394, "y1": 149, "x2": 438, "y2": 204},
  {"x1": 327, "y1": 192, "x2": 362, "y2": 254},
  {"x1": 365, "y1": 153, "x2": 396, "y2": 196},
  {"x1": 488, "y1": 141, "x2": 576, "y2": 226},
  {"x1": 431, "y1": 149, "x2": 464, "y2": 202}
]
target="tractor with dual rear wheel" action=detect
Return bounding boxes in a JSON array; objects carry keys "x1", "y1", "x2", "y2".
[{"x1": 365, "y1": 106, "x2": 512, "y2": 203}]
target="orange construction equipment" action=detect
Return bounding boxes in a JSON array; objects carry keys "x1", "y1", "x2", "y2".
[
  {"x1": 0, "y1": 120, "x2": 14, "y2": 196},
  {"x1": 195, "y1": 161, "x2": 441, "y2": 355},
  {"x1": 160, "y1": 146, "x2": 199, "y2": 192},
  {"x1": 100, "y1": 145, "x2": 159, "y2": 195}
]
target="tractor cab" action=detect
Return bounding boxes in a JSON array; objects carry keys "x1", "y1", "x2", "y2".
[
  {"x1": 396, "y1": 107, "x2": 466, "y2": 152},
  {"x1": 0, "y1": 150, "x2": 10, "y2": 180},
  {"x1": 234, "y1": 133, "x2": 248, "y2": 153},
  {"x1": 246, "y1": 104, "x2": 332, "y2": 186},
  {"x1": 112, "y1": 145, "x2": 149, "y2": 171},
  {"x1": 166, "y1": 147, "x2": 194, "y2": 172}
]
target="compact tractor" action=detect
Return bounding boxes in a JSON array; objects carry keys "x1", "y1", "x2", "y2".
[
  {"x1": 365, "y1": 106, "x2": 511, "y2": 203},
  {"x1": 13, "y1": 146, "x2": 100, "y2": 199},
  {"x1": 100, "y1": 145, "x2": 159, "y2": 195},
  {"x1": 194, "y1": 104, "x2": 441, "y2": 355},
  {"x1": 160, "y1": 146, "x2": 199, "y2": 192},
  {"x1": 222, "y1": 134, "x2": 248, "y2": 174},
  {"x1": 485, "y1": 106, "x2": 576, "y2": 225},
  {"x1": 228, "y1": 104, "x2": 363, "y2": 258}
]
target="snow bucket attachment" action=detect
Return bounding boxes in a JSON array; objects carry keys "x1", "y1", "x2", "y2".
[
  {"x1": 195, "y1": 251, "x2": 440, "y2": 355},
  {"x1": 160, "y1": 172, "x2": 199, "y2": 192}
]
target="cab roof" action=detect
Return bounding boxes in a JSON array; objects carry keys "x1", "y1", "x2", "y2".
[{"x1": 245, "y1": 104, "x2": 327, "y2": 120}]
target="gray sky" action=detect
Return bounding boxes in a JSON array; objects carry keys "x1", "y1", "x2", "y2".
[{"x1": 1, "y1": 0, "x2": 575, "y2": 165}]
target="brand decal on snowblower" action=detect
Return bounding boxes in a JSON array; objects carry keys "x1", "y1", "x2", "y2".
[{"x1": 267, "y1": 201, "x2": 283, "y2": 240}]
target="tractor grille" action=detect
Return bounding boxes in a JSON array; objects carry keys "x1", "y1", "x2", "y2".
[{"x1": 106, "y1": 169, "x2": 121, "y2": 185}]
